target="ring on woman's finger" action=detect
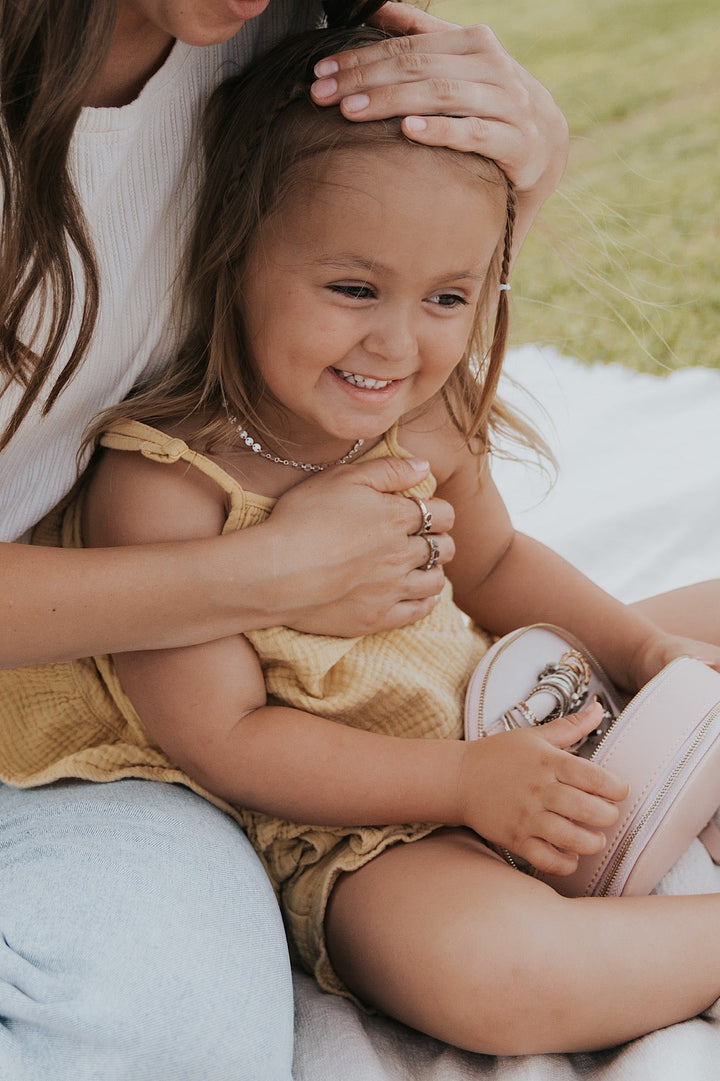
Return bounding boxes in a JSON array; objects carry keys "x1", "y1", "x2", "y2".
[
  {"x1": 420, "y1": 533, "x2": 440, "y2": 572},
  {"x1": 409, "y1": 495, "x2": 432, "y2": 535}
]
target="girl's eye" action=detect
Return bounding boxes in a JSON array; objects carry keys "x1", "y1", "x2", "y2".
[
  {"x1": 427, "y1": 293, "x2": 468, "y2": 308},
  {"x1": 328, "y1": 283, "x2": 375, "y2": 300}
]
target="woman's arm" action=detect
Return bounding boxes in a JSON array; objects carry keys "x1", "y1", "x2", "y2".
[
  {"x1": 312, "y1": 3, "x2": 569, "y2": 259},
  {"x1": 83, "y1": 443, "x2": 458, "y2": 825},
  {"x1": 0, "y1": 452, "x2": 452, "y2": 669}
]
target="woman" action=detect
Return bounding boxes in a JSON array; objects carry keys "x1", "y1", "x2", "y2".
[{"x1": 0, "y1": 1, "x2": 570, "y2": 1077}]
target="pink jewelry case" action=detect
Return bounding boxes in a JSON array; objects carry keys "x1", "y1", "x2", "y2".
[{"x1": 464, "y1": 624, "x2": 720, "y2": 896}]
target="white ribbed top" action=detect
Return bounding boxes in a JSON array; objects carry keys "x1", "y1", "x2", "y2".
[{"x1": 1, "y1": 0, "x2": 320, "y2": 541}]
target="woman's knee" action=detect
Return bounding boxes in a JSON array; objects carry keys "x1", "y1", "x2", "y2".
[{"x1": 0, "y1": 780, "x2": 294, "y2": 1080}]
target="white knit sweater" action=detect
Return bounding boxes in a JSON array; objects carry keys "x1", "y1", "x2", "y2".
[{"x1": 0, "y1": 0, "x2": 320, "y2": 541}]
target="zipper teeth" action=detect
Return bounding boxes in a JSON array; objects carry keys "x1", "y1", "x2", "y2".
[
  {"x1": 597, "y1": 701, "x2": 720, "y2": 896},
  {"x1": 475, "y1": 623, "x2": 616, "y2": 738},
  {"x1": 475, "y1": 628, "x2": 527, "y2": 737}
]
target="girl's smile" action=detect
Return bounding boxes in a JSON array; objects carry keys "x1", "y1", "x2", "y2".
[
  {"x1": 239, "y1": 144, "x2": 506, "y2": 465},
  {"x1": 333, "y1": 369, "x2": 397, "y2": 391},
  {"x1": 330, "y1": 366, "x2": 404, "y2": 408}
]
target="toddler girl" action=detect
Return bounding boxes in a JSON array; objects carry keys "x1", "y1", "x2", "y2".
[{"x1": 4, "y1": 24, "x2": 720, "y2": 1057}]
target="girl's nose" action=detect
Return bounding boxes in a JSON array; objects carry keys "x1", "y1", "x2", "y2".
[{"x1": 362, "y1": 308, "x2": 417, "y2": 363}]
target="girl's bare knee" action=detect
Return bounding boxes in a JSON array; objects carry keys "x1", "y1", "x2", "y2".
[{"x1": 325, "y1": 833, "x2": 581, "y2": 1054}]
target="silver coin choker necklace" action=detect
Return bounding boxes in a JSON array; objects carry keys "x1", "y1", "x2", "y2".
[{"x1": 229, "y1": 416, "x2": 365, "y2": 474}]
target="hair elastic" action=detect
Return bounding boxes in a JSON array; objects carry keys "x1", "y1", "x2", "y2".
[{"x1": 499, "y1": 283, "x2": 512, "y2": 292}]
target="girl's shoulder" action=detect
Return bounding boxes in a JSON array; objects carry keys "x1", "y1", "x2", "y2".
[{"x1": 84, "y1": 417, "x2": 230, "y2": 549}]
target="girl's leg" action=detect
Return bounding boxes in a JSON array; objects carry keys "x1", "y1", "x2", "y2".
[
  {"x1": 326, "y1": 828, "x2": 720, "y2": 1056},
  {"x1": 0, "y1": 779, "x2": 294, "y2": 1081},
  {"x1": 632, "y1": 579, "x2": 720, "y2": 644}
]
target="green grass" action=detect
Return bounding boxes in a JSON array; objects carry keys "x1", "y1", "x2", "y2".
[{"x1": 428, "y1": 0, "x2": 720, "y2": 371}]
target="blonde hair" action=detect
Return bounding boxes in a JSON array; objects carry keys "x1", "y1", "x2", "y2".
[{"x1": 89, "y1": 25, "x2": 547, "y2": 464}]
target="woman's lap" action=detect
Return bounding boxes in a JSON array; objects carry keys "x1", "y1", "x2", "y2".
[{"x1": 0, "y1": 778, "x2": 294, "y2": 1081}]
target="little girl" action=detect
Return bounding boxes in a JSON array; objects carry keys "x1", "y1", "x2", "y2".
[{"x1": 4, "y1": 23, "x2": 720, "y2": 1057}]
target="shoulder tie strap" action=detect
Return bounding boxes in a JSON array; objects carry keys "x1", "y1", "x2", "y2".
[{"x1": 99, "y1": 419, "x2": 240, "y2": 500}]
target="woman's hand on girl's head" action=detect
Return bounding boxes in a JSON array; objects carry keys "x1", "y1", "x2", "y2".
[
  {"x1": 457, "y1": 702, "x2": 629, "y2": 877},
  {"x1": 311, "y1": 3, "x2": 569, "y2": 241},
  {"x1": 265, "y1": 455, "x2": 455, "y2": 637}
]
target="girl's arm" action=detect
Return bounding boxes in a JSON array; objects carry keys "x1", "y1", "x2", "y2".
[
  {"x1": 88, "y1": 445, "x2": 627, "y2": 876},
  {"x1": 0, "y1": 452, "x2": 451, "y2": 669},
  {"x1": 439, "y1": 445, "x2": 720, "y2": 690},
  {"x1": 85, "y1": 445, "x2": 461, "y2": 825},
  {"x1": 312, "y1": 3, "x2": 569, "y2": 260},
  {"x1": 116, "y1": 626, "x2": 624, "y2": 879}
]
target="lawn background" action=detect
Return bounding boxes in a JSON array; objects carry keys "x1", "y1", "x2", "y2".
[{"x1": 428, "y1": 0, "x2": 720, "y2": 372}]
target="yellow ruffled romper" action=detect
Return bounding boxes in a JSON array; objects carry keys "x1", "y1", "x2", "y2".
[{"x1": 0, "y1": 420, "x2": 490, "y2": 999}]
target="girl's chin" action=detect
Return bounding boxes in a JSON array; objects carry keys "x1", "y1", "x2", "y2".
[{"x1": 329, "y1": 422, "x2": 395, "y2": 445}]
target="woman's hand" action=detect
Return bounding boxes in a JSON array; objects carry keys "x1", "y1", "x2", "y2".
[
  {"x1": 311, "y1": 3, "x2": 569, "y2": 253},
  {"x1": 265, "y1": 455, "x2": 455, "y2": 637},
  {"x1": 457, "y1": 702, "x2": 629, "y2": 876}
]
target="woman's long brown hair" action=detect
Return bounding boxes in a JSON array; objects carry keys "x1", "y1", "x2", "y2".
[{"x1": 0, "y1": 0, "x2": 116, "y2": 450}]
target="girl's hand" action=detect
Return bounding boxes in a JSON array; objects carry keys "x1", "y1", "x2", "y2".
[
  {"x1": 629, "y1": 633, "x2": 720, "y2": 690},
  {"x1": 458, "y1": 702, "x2": 629, "y2": 876},
  {"x1": 267, "y1": 455, "x2": 455, "y2": 637},
  {"x1": 311, "y1": 3, "x2": 569, "y2": 242}
]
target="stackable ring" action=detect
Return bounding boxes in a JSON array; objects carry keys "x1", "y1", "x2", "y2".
[
  {"x1": 409, "y1": 495, "x2": 432, "y2": 536},
  {"x1": 420, "y1": 533, "x2": 440, "y2": 571},
  {"x1": 502, "y1": 700, "x2": 541, "y2": 731}
]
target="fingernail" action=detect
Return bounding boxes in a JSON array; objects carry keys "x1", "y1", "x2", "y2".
[
  {"x1": 404, "y1": 116, "x2": 427, "y2": 132},
  {"x1": 407, "y1": 458, "x2": 430, "y2": 472},
  {"x1": 342, "y1": 93, "x2": 370, "y2": 113},
  {"x1": 311, "y1": 77, "x2": 337, "y2": 100},
  {"x1": 314, "y1": 59, "x2": 339, "y2": 77}
]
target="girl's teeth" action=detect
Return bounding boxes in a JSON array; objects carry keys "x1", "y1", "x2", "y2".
[{"x1": 336, "y1": 370, "x2": 393, "y2": 390}]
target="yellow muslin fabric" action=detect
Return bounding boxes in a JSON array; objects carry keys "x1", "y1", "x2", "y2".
[{"x1": 0, "y1": 420, "x2": 490, "y2": 1001}]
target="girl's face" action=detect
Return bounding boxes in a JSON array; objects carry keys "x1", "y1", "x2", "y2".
[{"x1": 240, "y1": 147, "x2": 506, "y2": 461}]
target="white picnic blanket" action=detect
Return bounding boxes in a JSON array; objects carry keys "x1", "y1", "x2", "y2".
[{"x1": 292, "y1": 347, "x2": 720, "y2": 1081}]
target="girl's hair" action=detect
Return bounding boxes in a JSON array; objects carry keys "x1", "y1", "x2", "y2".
[
  {"x1": 89, "y1": 24, "x2": 548, "y2": 463},
  {"x1": 0, "y1": 0, "x2": 117, "y2": 451}
]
